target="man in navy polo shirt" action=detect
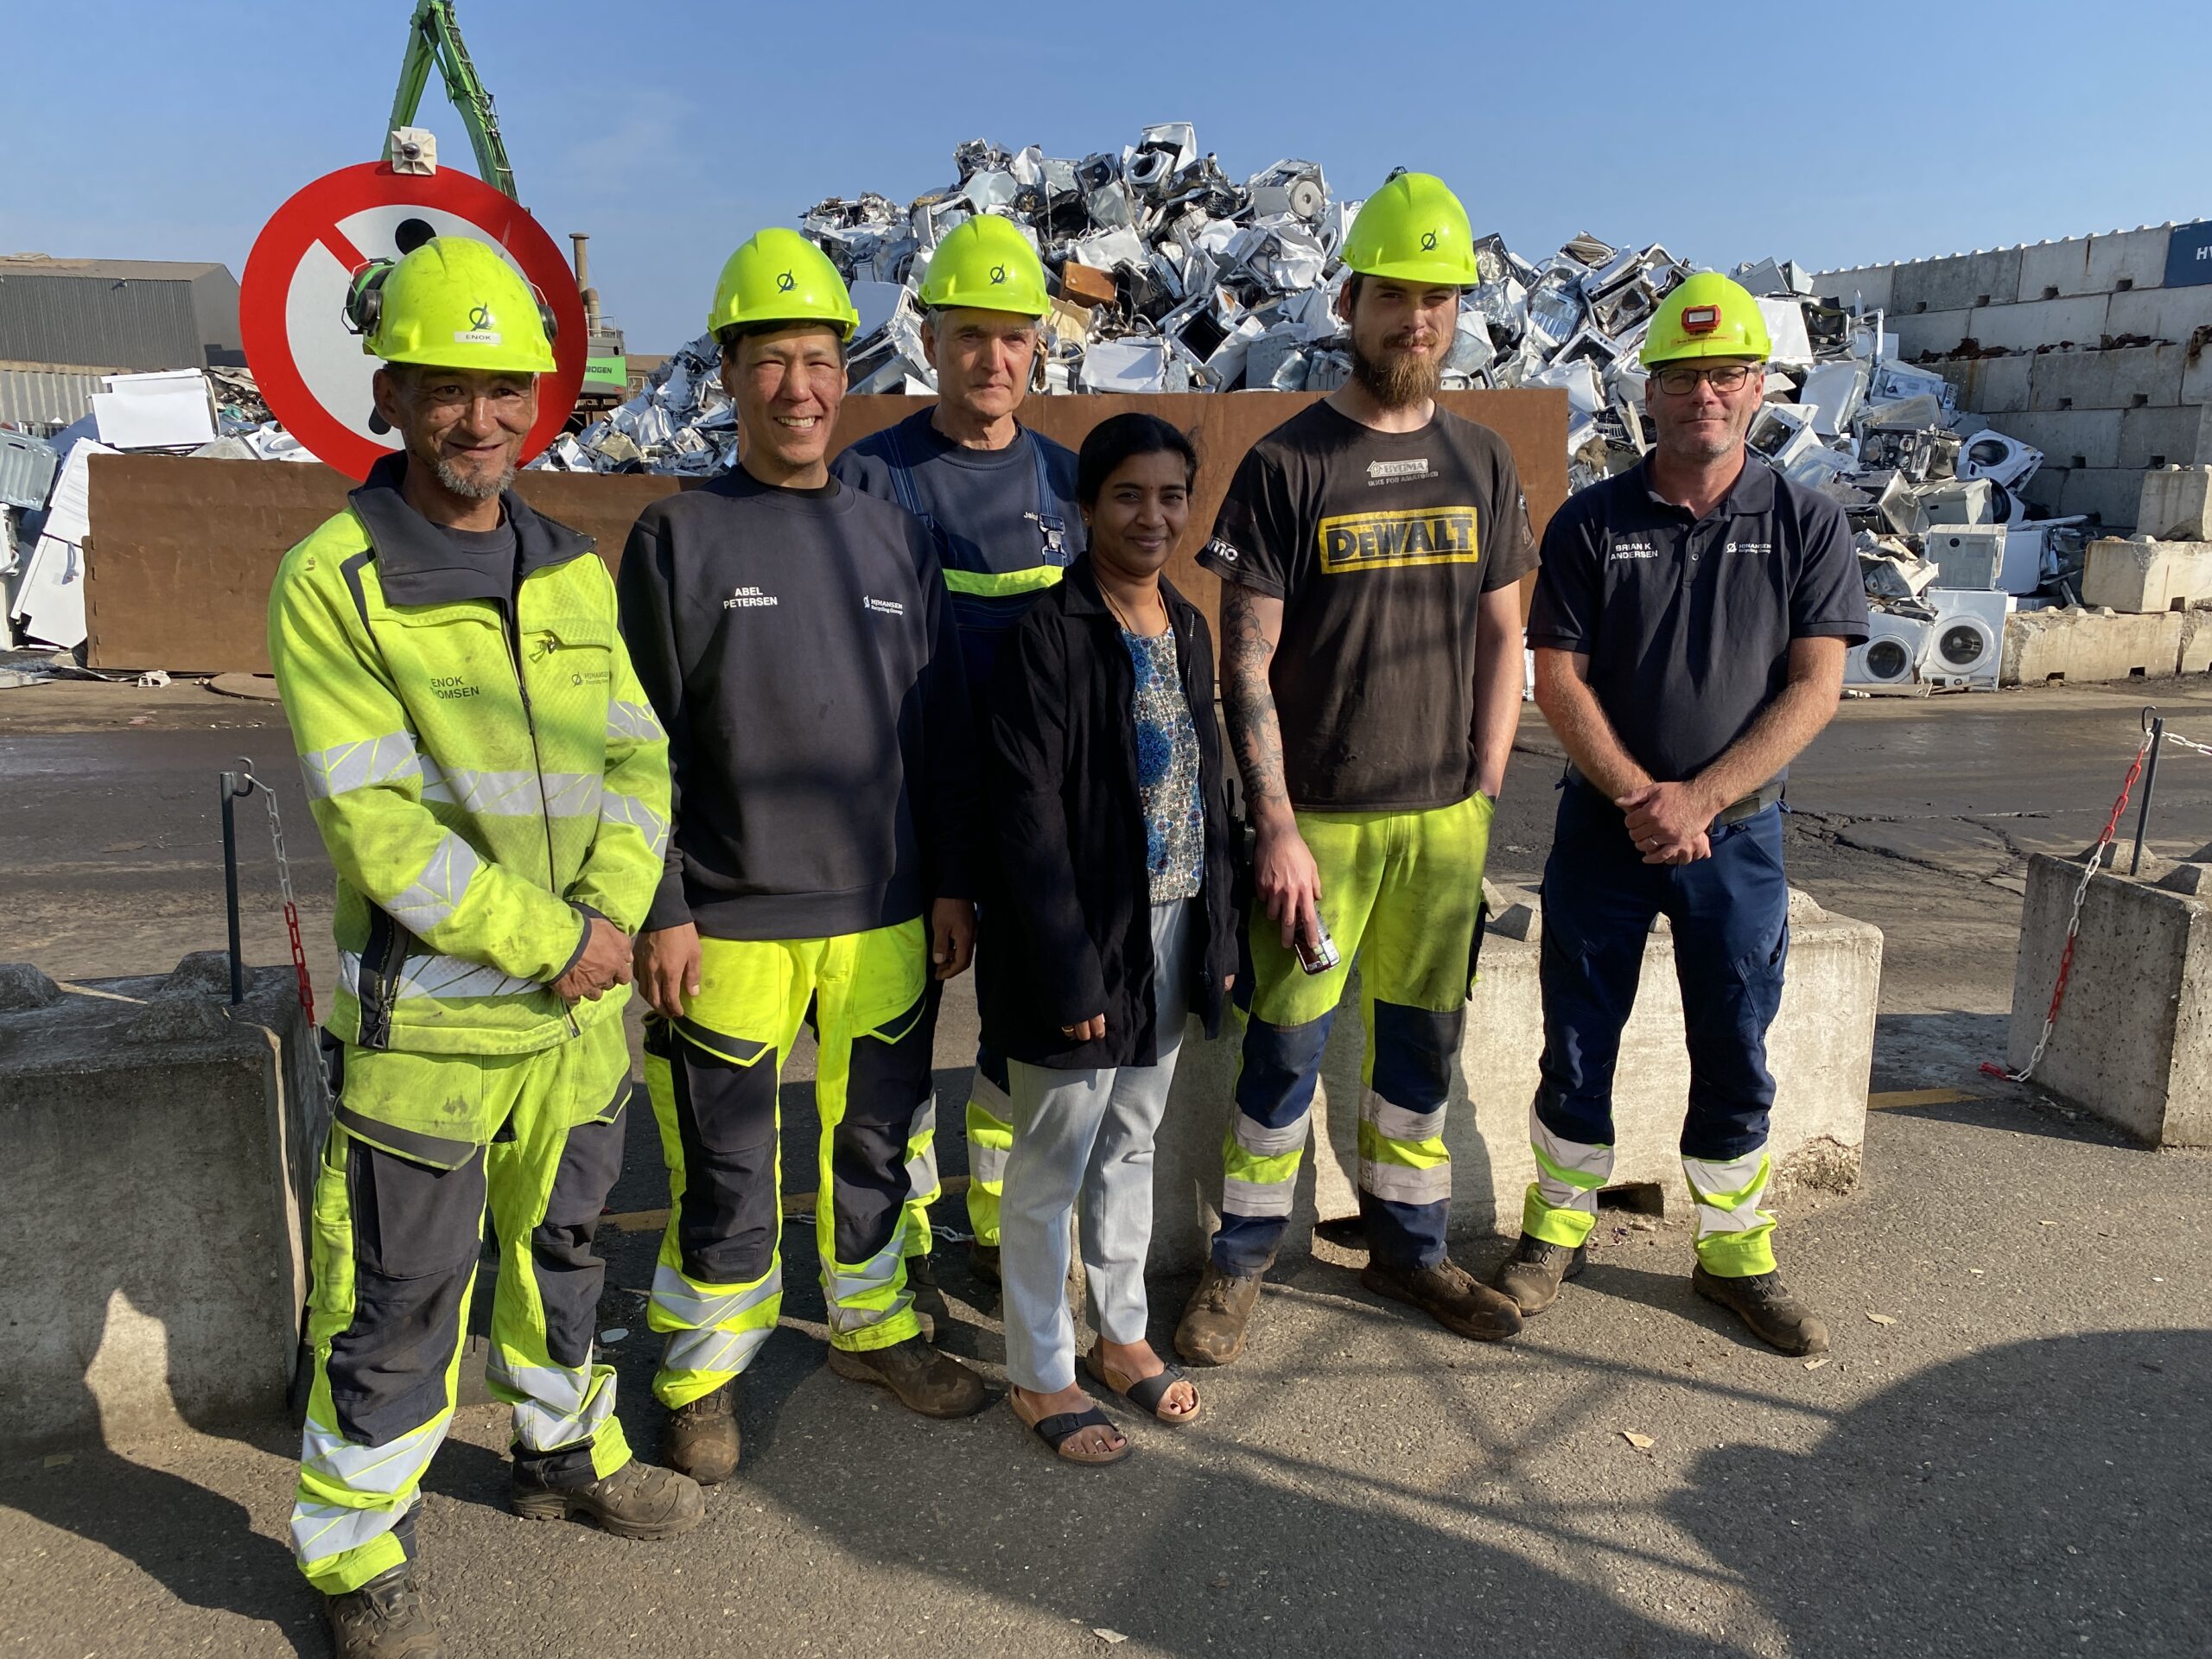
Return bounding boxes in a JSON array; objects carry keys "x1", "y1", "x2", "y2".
[{"x1": 1497, "y1": 273, "x2": 1868, "y2": 1356}]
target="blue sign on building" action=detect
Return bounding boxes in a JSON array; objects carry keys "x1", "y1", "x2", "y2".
[{"x1": 2165, "y1": 221, "x2": 2212, "y2": 289}]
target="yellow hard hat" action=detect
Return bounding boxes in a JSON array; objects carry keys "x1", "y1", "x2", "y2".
[
  {"x1": 1341, "y1": 171, "x2": 1480, "y2": 287},
  {"x1": 1641, "y1": 272, "x2": 1771, "y2": 366},
  {"x1": 709, "y1": 226, "x2": 860, "y2": 341},
  {"x1": 346, "y1": 236, "x2": 556, "y2": 374},
  {"x1": 918, "y1": 213, "x2": 1050, "y2": 318}
]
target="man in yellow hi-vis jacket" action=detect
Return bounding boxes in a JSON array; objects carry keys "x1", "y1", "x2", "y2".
[{"x1": 268, "y1": 236, "x2": 702, "y2": 1659}]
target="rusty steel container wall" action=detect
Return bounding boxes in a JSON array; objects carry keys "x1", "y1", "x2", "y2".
[
  {"x1": 82, "y1": 458, "x2": 683, "y2": 672},
  {"x1": 825, "y1": 389, "x2": 1571, "y2": 620},
  {"x1": 82, "y1": 389, "x2": 1567, "y2": 673}
]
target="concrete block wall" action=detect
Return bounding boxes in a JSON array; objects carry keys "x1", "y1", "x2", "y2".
[
  {"x1": 2008, "y1": 855, "x2": 2212, "y2": 1146},
  {"x1": 1816, "y1": 225, "x2": 2212, "y2": 531},
  {"x1": 1146, "y1": 888, "x2": 1879, "y2": 1272},
  {"x1": 0, "y1": 957, "x2": 326, "y2": 1452}
]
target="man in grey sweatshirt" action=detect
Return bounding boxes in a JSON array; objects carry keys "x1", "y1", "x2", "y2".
[{"x1": 617, "y1": 228, "x2": 988, "y2": 1487}]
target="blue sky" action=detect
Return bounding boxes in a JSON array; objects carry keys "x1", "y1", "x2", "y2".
[{"x1": 8, "y1": 1, "x2": 2205, "y2": 353}]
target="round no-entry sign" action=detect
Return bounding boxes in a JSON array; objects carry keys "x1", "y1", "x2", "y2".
[{"x1": 241, "y1": 162, "x2": 587, "y2": 481}]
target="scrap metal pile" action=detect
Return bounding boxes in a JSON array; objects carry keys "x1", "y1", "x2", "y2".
[
  {"x1": 0, "y1": 121, "x2": 2087, "y2": 686},
  {"x1": 550, "y1": 128, "x2": 2074, "y2": 598}
]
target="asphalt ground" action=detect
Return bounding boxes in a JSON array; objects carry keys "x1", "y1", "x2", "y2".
[{"x1": 3, "y1": 675, "x2": 2209, "y2": 1656}]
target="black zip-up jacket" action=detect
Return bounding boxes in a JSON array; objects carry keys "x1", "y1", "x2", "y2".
[
  {"x1": 616, "y1": 467, "x2": 979, "y2": 941},
  {"x1": 979, "y1": 556, "x2": 1239, "y2": 1069}
]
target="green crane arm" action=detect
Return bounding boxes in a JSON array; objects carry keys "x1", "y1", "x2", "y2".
[{"x1": 385, "y1": 0, "x2": 518, "y2": 200}]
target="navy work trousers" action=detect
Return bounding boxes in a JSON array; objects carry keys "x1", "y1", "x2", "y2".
[{"x1": 1535, "y1": 781, "x2": 1791, "y2": 1167}]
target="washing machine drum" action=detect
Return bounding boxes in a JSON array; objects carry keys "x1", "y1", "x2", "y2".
[
  {"x1": 1862, "y1": 634, "x2": 1919, "y2": 682},
  {"x1": 1931, "y1": 615, "x2": 1998, "y2": 674}
]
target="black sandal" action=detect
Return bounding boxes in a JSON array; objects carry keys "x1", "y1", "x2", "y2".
[
  {"x1": 1008, "y1": 1394, "x2": 1131, "y2": 1465},
  {"x1": 1085, "y1": 1351, "x2": 1202, "y2": 1425}
]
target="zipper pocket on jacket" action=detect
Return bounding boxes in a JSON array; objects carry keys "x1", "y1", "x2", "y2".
[
  {"x1": 358, "y1": 908, "x2": 406, "y2": 1051},
  {"x1": 505, "y1": 600, "x2": 581, "y2": 1038}
]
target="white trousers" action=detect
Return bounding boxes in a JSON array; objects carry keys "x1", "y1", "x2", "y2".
[{"x1": 1001, "y1": 899, "x2": 1194, "y2": 1393}]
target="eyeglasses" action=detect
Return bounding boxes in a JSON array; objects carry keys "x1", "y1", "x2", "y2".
[{"x1": 1652, "y1": 364, "x2": 1759, "y2": 396}]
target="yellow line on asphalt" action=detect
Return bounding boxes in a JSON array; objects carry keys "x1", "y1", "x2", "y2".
[{"x1": 1866, "y1": 1087, "x2": 1982, "y2": 1109}]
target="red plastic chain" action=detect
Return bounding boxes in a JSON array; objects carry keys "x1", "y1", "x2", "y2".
[
  {"x1": 283, "y1": 899, "x2": 315, "y2": 1024},
  {"x1": 242, "y1": 756, "x2": 316, "y2": 1026},
  {"x1": 1981, "y1": 732, "x2": 2152, "y2": 1083}
]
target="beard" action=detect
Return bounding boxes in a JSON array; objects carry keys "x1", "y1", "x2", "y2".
[
  {"x1": 1350, "y1": 334, "x2": 1445, "y2": 409},
  {"x1": 1670, "y1": 430, "x2": 1738, "y2": 465},
  {"x1": 1656, "y1": 412, "x2": 1749, "y2": 467},
  {"x1": 430, "y1": 450, "x2": 516, "y2": 501}
]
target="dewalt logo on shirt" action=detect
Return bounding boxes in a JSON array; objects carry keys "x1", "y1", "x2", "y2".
[{"x1": 1316, "y1": 506, "x2": 1481, "y2": 575}]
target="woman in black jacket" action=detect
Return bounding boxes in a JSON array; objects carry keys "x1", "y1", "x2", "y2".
[{"x1": 982, "y1": 413, "x2": 1239, "y2": 1466}]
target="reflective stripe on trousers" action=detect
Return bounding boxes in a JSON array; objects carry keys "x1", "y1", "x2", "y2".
[
  {"x1": 289, "y1": 1018, "x2": 633, "y2": 1595},
  {"x1": 1216, "y1": 1005, "x2": 1326, "y2": 1243},
  {"x1": 1526, "y1": 784, "x2": 1790, "y2": 1277},
  {"x1": 1212, "y1": 796, "x2": 1492, "y2": 1275},
  {"x1": 1520, "y1": 1105, "x2": 1614, "y2": 1249},
  {"x1": 900, "y1": 969, "x2": 1012, "y2": 1255},
  {"x1": 898, "y1": 1093, "x2": 942, "y2": 1259},
  {"x1": 963, "y1": 1046, "x2": 1014, "y2": 1247},
  {"x1": 1681, "y1": 1147, "x2": 1777, "y2": 1277},
  {"x1": 645, "y1": 922, "x2": 931, "y2": 1410},
  {"x1": 1519, "y1": 1127, "x2": 1777, "y2": 1276},
  {"x1": 651, "y1": 1259, "x2": 784, "y2": 1382}
]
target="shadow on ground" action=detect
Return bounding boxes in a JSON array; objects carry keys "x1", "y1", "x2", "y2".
[
  {"x1": 3, "y1": 1422, "x2": 321, "y2": 1653},
  {"x1": 10, "y1": 1033, "x2": 2203, "y2": 1656},
  {"x1": 1669, "y1": 1328, "x2": 2208, "y2": 1653},
  {"x1": 723, "y1": 1324, "x2": 2209, "y2": 1656}
]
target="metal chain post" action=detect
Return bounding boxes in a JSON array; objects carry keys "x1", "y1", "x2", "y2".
[
  {"x1": 1985, "y1": 723, "x2": 2156, "y2": 1084},
  {"x1": 234, "y1": 757, "x2": 317, "y2": 1024}
]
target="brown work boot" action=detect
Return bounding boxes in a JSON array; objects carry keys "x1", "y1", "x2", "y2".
[
  {"x1": 1491, "y1": 1236, "x2": 1587, "y2": 1317},
  {"x1": 1362, "y1": 1256, "x2": 1523, "y2": 1342},
  {"x1": 664, "y1": 1381, "x2": 740, "y2": 1484},
  {"x1": 511, "y1": 1457, "x2": 706, "y2": 1540},
  {"x1": 1693, "y1": 1264, "x2": 1830, "y2": 1356},
  {"x1": 1173, "y1": 1262, "x2": 1263, "y2": 1367},
  {"x1": 969, "y1": 1241, "x2": 1002, "y2": 1284},
  {"x1": 826, "y1": 1334, "x2": 990, "y2": 1418},
  {"x1": 324, "y1": 1564, "x2": 446, "y2": 1658}
]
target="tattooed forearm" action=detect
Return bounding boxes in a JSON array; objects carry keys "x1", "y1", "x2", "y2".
[{"x1": 1220, "y1": 584, "x2": 1292, "y2": 822}]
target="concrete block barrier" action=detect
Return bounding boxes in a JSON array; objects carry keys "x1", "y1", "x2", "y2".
[
  {"x1": 0, "y1": 955, "x2": 326, "y2": 1452},
  {"x1": 2081, "y1": 537, "x2": 2212, "y2": 614},
  {"x1": 1148, "y1": 888, "x2": 1880, "y2": 1272},
  {"x1": 2008, "y1": 855, "x2": 2212, "y2": 1147},
  {"x1": 2137, "y1": 465, "x2": 2212, "y2": 542},
  {"x1": 2002, "y1": 607, "x2": 2184, "y2": 684}
]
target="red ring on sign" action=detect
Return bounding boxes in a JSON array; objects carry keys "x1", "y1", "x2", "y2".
[{"x1": 241, "y1": 162, "x2": 587, "y2": 481}]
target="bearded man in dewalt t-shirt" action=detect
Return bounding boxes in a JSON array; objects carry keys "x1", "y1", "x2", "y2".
[{"x1": 1176, "y1": 171, "x2": 1537, "y2": 1367}]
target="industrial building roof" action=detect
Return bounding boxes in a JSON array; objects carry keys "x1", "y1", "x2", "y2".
[
  {"x1": 0, "y1": 255, "x2": 234, "y2": 281},
  {"x1": 0, "y1": 256, "x2": 244, "y2": 373}
]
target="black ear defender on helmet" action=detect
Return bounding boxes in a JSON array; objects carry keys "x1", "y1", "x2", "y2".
[
  {"x1": 525, "y1": 282, "x2": 560, "y2": 346},
  {"x1": 343, "y1": 257, "x2": 562, "y2": 349},
  {"x1": 343, "y1": 259, "x2": 397, "y2": 338}
]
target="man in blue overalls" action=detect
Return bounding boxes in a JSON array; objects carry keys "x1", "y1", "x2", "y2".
[
  {"x1": 833, "y1": 213, "x2": 1084, "y2": 1281},
  {"x1": 1503, "y1": 273, "x2": 1868, "y2": 1355}
]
